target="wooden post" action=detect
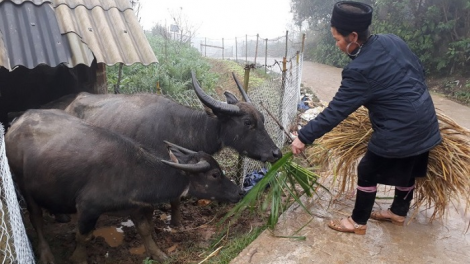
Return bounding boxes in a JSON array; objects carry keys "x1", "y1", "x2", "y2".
[
  {"x1": 94, "y1": 62, "x2": 107, "y2": 94},
  {"x1": 237, "y1": 64, "x2": 252, "y2": 182},
  {"x1": 254, "y1": 34, "x2": 259, "y2": 65},
  {"x1": 301, "y1": 33, "x2": 306, "y2": 53},
  {"x1": 284, "y1": 30, "x2": 288, "y2": 58},
  {"x1": 280, "y1": 31, "x2": 289, "y2": 121},
  {"x1": 235, "y1": 37, "x2": 238, "y2": 62},
  {"x1": 243, "y1": 64, "x2": 250, "y2": 93},
  {"x1": 245, "y1": 34, "x2": 248, "y2": 64},
  {"x1": 114, "y1": 63, "x2": 123, "y2": 94},
  {"x1": 205, "y1": 38, "x2": 207, "y2": 57},
  {"x1": 156, "y1": 81, "x2": 161, "y2": 94},
  {"x1": 265, "y1": 38, "x2": 268, "y2": 74}
]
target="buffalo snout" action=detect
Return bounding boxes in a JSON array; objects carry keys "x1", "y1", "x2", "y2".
[{"x1": 261, "y1": 147, "x2": 282, "y2": 163}]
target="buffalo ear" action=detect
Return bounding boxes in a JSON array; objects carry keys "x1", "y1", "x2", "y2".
[
  {"x1": 168, "y1": 149, "x2": 180, "y2": 164},
  {"x1": 224, "y1": 91, "x2": 239, "y2": 105},
  {"x1": 203, "y1": 105, "x2": 217, "y2": 118}
]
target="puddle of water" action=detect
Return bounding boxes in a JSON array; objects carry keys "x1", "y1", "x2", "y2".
[
  {"x1": 93, "y1": 226, "x2": 124, "y2": 247},
  {"x1": 129, "y1": 244, "x2": 146, "y2": 255}
]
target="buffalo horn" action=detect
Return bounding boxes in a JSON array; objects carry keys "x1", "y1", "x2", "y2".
[
  {"x1": 164, "y1": 140, "x2": 197, "y2": 154},
  {"x1": 161, "y1": 159, "x2": 211, "y2": 173},
  {"x1": 191, "y1": 71, "x2": 240, "y2": 114},
  {"x1": 232, "y1": 72, "x2": 251, "y2": 103}
]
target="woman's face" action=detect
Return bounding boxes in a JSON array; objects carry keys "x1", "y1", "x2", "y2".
[
  {"x1": 331, "y1": 27, "x2": 348, "y2": 54},
  {"x1": 331, "y1": 27, "x2": 357, "y2": 54}
]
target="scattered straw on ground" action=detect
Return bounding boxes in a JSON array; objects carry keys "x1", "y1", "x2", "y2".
[{"x1": 306, "y1": 107, "x2": 470, "y2": 222}]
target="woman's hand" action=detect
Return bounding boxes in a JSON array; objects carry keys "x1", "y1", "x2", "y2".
[{"x1": 291, "y1": 137, "x2": 306, "y2": 155}]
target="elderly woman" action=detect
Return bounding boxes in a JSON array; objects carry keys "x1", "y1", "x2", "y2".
[{"x1": 291, "y1": 1, "x2": 441, "y2": 235}]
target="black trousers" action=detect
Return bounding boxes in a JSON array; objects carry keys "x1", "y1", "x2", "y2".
[
  {"x1": 351, "y1": 178, "x2": 415, "y2": 224},
  {"x1": 351, "y1": 150, "x2": 426, "y2": 224}
]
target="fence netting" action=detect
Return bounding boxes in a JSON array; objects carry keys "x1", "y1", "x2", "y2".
[
  {"x1": 170, "y1": 34, "x2": 303, "y2": 185},
  {"x1": 112, "y1": 32, "x2": 304, "y2": 185},
  {"x1": 0, "y1": 124, "x2": 35, "y2": 264}
]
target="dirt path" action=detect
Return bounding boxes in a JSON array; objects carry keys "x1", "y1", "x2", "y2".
[
  {"x1": 231, "y1": 61, "x2": 470, "y2": 264},
  {"x1": 301, "y1": 61, "x2": 470, "y2": 129}
]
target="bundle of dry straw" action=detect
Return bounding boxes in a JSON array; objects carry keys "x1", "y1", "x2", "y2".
[{"x1": 306, "y1": 107, "x2": 470, "y2": 221}]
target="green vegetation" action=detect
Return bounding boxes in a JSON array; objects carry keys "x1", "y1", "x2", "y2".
[
  {"x1": 107, "y1": 31, "x2": 324, "y2": 264},
  {"x1": 188, "y1": 153, "x2": 323, "y2": 264},
  {"x1": 223, "y1": 152, "x2": 324, "y2": 231},
  {"x1": 291, "y1": 0, "x2": 470, "y2": 77},
  {"x1": 106, "y1": 34, "x2": 219, "y2": 95}
]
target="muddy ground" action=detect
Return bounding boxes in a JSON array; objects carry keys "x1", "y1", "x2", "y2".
[
  {"x1": 22, "y1": 60, "x2": 470, "y2": 264},
  {"x1": 231, "y1": 61, "x2": 470, "y2": 264},
  {"x1": 24, "y1": 199, "x2": 265, "y2": 264},
  {"x1": 22, "y1": 60, "x2": 265, "y2": 264}
]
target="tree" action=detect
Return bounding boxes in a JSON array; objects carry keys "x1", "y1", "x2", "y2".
[
  {"x1": 167, "y1": 6, "x2": 200, "y2": 44},
  {"x1": 290, "y1": 0, "x2": 470, "y2": 76}
]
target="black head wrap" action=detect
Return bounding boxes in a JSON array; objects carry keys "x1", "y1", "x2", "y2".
[{"x1": 331, "y1": 1, "x2": 373, "y2": 32}]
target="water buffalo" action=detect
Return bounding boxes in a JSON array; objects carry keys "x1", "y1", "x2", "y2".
[
  {"x1": 6, "y1": 93, "x2": 78, "y2": 126},
  {"x1": 5, "y1": 109, "x2": 243, "y2": 264},
  {"x1": 64, "y1": 71, "x2": 282, "y2": 226}
]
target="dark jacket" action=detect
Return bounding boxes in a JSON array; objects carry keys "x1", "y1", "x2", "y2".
[{"x1": 298, "y1": 34, "x2": 442, "y2": 158}]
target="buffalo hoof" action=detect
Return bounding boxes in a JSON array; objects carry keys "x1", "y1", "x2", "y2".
[
  {"x1": 54, "y1": 213, "x2": 71, "y2": 223},
  {"x1": 151, "y1": 251, "x2": 169, "y2": 262}
]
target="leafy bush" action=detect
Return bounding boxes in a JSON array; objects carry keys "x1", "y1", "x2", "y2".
[{"x1": 106, "y1": 34, "x2": 219, "y2": 95}]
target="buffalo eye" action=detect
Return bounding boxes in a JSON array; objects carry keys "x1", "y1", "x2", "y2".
[
  {"x1": 212, "y1": 172, "x2": 220, "y2": 179},
  {"x1": 244, "y1": 119, "x2": 252, "y2": 127}
]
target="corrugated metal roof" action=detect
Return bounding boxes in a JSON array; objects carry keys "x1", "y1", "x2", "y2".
[
  {"x1": 55, "y1": 3, "x2": 156, "y2": 65},
  {"x1": 0, "y1": 0, "x2": 157, "y2": 71},
  {"x1": 0, "y1": 0, "x2": 51, "y2": 5},
  {"x1": 0, "y1": 0, "x2": 132, "y2": 10},
  {"x1": 52, "y1": 0, "x2": 132, "y2": 11},
  {"x1": 0, "y1": 1, "x2": 84, "y2": 70}
]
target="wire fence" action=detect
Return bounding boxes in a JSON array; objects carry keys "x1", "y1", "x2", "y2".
[
  {"x1": 173, "y1": 32, "x2": 305, "y2": 184},
  {"x1": 108, "y1": 31, "x2": 305, "y2": 185},
  {"x1": 0, "y1": 30, "x2": 304, "y2": 263},
  {"x1": 0, "y1": 124, "x2": 35, "y2": 264},
  {"x1": 196, "y1": 31, "x2": 304, "y2": 62}
]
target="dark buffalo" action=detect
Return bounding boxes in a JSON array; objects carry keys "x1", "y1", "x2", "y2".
[
  {"x1": 6, "y1": 93, "x2": 78, "y2": 126},
  {"x1": 64, "y1": 71, "x2": 282, "y2": 226},
  {"x1": 5, "y1": 109, "x2": 243, "y2": 264}
]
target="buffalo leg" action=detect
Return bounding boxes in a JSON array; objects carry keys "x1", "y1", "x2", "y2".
[
  {"x1": 170, "y1": 198, "x2": 182, "y2": 226},
  {"x1": 70, "y1": 210, "x2": 98, "y2": 264},
  {"x1": 130, "y1": 207, "x2": 168, "y2": 261},
  {"x1": 27, "y1": 199, "x2": 55, "y2": 264}
]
